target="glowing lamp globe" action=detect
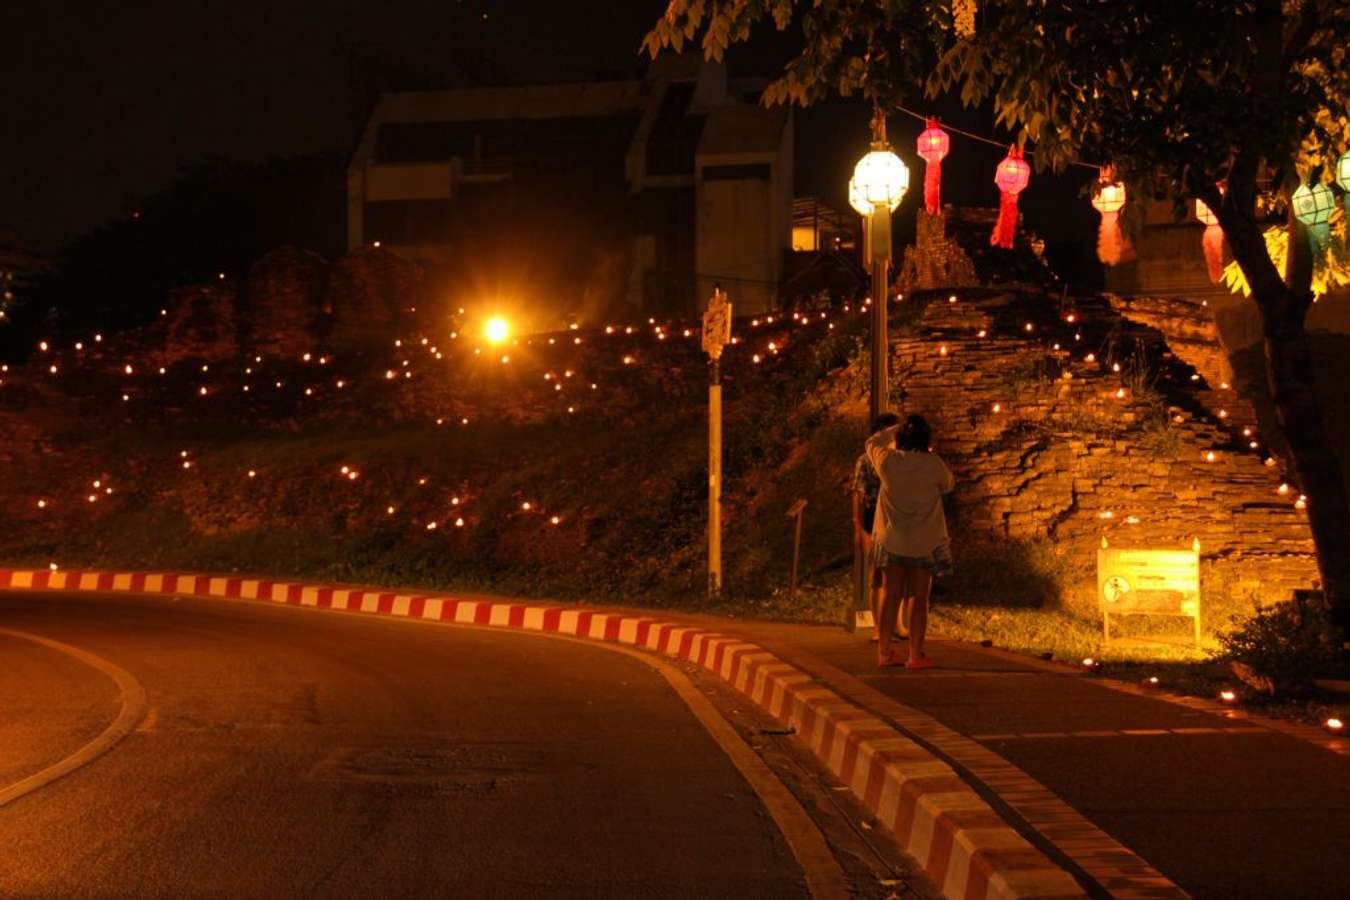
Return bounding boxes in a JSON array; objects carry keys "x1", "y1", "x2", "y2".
[
  {"x1": 1292, "y1": 183, "x2": 1335, "y2": 226},
  {"x1": 849, "y1": 149, "x2": 909, "y2": 216},
  {"x1": 1091, "y1": 181, "x2": 1126, "y2": 214}
]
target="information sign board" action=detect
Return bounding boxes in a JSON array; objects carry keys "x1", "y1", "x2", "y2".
[{"x1": 1098, "y1": 538, "x2": 1202, "y2": 646}]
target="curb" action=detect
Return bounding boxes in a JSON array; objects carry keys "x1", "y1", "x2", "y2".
[{"x1": 0, "y1": 568, "x2": 1085, "y2": 900}]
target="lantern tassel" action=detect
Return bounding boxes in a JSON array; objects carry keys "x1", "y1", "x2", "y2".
[
  {"x1": 1097, "y1": 212, "x2": 1131, "y2": 266},
  {"x1": 924, "y1": 158, "x2": 942, "y2": 216},
  {"x1": 1202, "y1": 223, "x2": 1225, "y2": 283},
  {"x1": 991, "y1": 191, "x2": 1018, "y2": 249}
]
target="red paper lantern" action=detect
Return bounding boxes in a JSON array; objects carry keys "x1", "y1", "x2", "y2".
[
  {"x1": 916, "y1": 118, "x2": 950, "y2": 217},
  {"x1": 1194, "y1": 190, "x2": 1225, "y2": 283},
  {"x1": 1091, "y1": 170, "x2": 1130, "y2": 266},
  {"x1": 991, "y1": 146, "x2": 1030, "y2": 249}
]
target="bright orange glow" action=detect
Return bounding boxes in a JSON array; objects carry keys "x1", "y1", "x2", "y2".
[{"x1": 485, "y1": 317, "x2": 510, "y2": 344}]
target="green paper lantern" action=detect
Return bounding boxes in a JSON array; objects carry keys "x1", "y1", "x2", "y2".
[
  {"x1": 1336, "y1": 150, "x2": 1350, "y2": 216},
  {"x1": 1293, "y1": 183, "x2": 1336, "y2": 256}
]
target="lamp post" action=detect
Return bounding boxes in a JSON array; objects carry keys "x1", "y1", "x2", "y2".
[{"x1": 849, "y1": 110, "x2": 909, "y2": 423}]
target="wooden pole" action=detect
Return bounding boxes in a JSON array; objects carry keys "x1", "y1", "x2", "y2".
[{"x1": 786, "y1": 499, "x2": 807, "y2": 601}]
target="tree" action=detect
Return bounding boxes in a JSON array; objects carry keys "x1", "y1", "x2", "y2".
[{"x1": 645, "y1": 0, "x2": 1350, "y2": 625}]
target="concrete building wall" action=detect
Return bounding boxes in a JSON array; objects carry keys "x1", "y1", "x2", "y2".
[{"x1": 696, "y1": 173, "x2": 775, "y2": 313}]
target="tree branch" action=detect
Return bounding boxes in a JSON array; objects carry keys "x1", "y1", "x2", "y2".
[{"x1": 1283, "y1": 0, "x2": 1321, "y2": 59}]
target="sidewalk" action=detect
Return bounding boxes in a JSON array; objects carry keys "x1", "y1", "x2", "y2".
[{"x1": 714, "y1": 619, "x2": 1350, "y2": 900}]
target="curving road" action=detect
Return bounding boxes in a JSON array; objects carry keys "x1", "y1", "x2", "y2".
[{"x1": 0, "y1": 590, "x2": 815, "y2": 899}]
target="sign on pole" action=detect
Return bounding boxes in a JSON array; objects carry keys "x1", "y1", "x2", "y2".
[
  {"x1": 702, "y1": 288, "x2": 732, "y2": 361},
  {"x1": 1098, "y1": 537, "x2": 1202, "y2": 646},
  {"x1": 703, "y1": 288, "x2": 731, "y2": 596}
]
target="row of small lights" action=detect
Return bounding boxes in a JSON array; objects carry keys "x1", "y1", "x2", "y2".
[
  {"x1": 20, "y1": 307, "x2": 850, "y2": 536},
  {"x1": 931, "y1": 293, "x2": 1307, "y2": 515},
  {"x1": 1078, "y1": 658, "x2": 1343, "y2": 735}
]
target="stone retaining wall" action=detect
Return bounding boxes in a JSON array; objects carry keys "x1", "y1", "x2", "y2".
[{"x1": 891, "y1": 290, "x2": 1316, "y2": 605}]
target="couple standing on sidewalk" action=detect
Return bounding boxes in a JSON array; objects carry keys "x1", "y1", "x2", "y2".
[{"x1": 852, "y1": 413, "x2": 954, "y2": 669}]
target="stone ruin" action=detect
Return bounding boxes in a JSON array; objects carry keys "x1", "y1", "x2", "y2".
[
  {"x1": 891, "y1": 288, "x2": 1316, "y2": 608},
  {"x1": 897, "y1": 208, "x2": 980, "y2": 292},
  {"x1": 157, "y1": 246, "x2": 429, "y2": 364}
]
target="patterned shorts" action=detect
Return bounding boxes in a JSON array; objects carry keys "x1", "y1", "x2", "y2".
[{"x1": 873, "y1": 541, "x2": 953, "y2": 578}]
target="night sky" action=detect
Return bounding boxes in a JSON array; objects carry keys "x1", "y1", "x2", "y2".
[
  {"x1": 3, "y1": 1, "x2": 1090, "y2": 255},
  {"x1": 2, "y1": 1, "x2": 666, "y2": 251}
]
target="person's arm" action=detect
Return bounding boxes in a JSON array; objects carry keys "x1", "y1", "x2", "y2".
[
  {"x1": 936, "y1": 455, "x2": 955, "y2": 494},
  {"x1": 851, "y1": 491, "x2": 868, "y2": 544},
  {"x1": 865, "y1": 424, "x2": 901, "y2": 475}
]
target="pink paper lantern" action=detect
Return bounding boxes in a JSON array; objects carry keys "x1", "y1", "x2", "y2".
[
  {"x1": 990, "y1": 146, "x2": 1030, "y2": 249},
  {"x1": 916, "y1": 118, "x2": 951, "y2": 216}
]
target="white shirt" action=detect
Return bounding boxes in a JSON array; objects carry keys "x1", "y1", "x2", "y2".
[{"x1": 865, "y1": 425, "x2": 954, "y2": 557}]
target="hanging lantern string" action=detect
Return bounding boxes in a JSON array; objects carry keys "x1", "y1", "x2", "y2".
[{"x1": 889, "y1": 103, "x2": 1105, "y2": 172}]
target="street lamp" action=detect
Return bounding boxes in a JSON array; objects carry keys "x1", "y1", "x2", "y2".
[{"x1": 849, "y1": 111, "x2": 909, "y2": 423}]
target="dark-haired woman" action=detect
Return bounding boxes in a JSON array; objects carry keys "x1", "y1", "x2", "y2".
[{"x1": 864, "y1": 414, "x2": 954, "y2": 669}]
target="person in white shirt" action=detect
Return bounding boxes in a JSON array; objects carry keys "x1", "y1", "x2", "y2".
[{"x1": 865, "y1": 414, "x2": 954, "y2": 669}]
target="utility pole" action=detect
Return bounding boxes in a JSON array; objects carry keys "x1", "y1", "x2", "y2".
[
  {"x1": 866, "y1": 109, "x2": 893, "y2": 424},
  {"x1": 702, "y1": 286, "x2": 732, "y2": 597}
]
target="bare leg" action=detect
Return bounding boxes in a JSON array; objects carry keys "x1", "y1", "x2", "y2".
[
  {"x1": 877, "y1": 565, "x2": 903, "y2": 664},
  {"x1": 907, "y1": 567, "x2": 933, "y2": 664},
  {"x1": 869, "y1": 567, "x2": 885, "y2": 640}
]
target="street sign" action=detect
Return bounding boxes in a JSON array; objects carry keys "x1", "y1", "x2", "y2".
[
  {"x1": 702, "y1": 288, "x2": 732, "y2": 360},
  {"x1": 1098, "y1": 538, "x2": 1202, "y2": 646}
]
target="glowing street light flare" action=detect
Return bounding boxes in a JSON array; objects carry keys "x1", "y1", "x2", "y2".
[
  {"x1": 1219, "y1": 690, "x2": 1238, "y2": 703},
  {"x1": 1325, "y1": 717, "x2": 1345, "y2": 735},
  {"x1": 482, "y1": 317, "x2": 510, "y2": 344},
  {"x1": 521, "y1": 502, "x2": 532, "y2": 511}
]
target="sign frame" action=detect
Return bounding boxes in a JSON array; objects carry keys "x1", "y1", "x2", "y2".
[{"x1": 1097, "y1": 537, "x2": 1202, "y2": 647}]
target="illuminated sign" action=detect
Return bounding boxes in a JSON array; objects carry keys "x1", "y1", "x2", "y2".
[
  {"x1": 1098, "y1": 538, "x2": 1201, "y2": 646},
  {"x1": 702, "y1": 288, "x2": 732, "y2": 361}
]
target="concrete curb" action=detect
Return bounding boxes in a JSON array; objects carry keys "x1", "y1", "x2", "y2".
[{"x1": 0, "y1": 568, "x2": 1086, "y2": 900}]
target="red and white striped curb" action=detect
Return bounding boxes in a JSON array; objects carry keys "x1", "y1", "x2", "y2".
[{"x1": 0, "y1": 568, "x2": 1085, "y2": 900}]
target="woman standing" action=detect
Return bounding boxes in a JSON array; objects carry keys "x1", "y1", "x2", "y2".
[{"x1": 864, "y1": 414, "x2": 954, "y2": 669}]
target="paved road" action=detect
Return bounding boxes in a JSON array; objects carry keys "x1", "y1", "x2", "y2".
[
  {"x1": 0, "y1": 591, "x2": 819, "y2": 899},
  {"x1": 729, "y1": 619, "x2": 1350, "y2": 900}
]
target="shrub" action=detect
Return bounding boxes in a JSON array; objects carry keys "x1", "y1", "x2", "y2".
[{"x1": 1219, "y1": 596, "x2": 1342, "y2": 695}]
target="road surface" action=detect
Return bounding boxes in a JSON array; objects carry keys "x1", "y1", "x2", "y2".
[{"x1": 0, "y1": 590, "x2": 902, "y2": 899}]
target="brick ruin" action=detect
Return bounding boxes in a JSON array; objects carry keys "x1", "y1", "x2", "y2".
[{"x1": 888, "y1": 214, "x2": 1317, "y2": 609}]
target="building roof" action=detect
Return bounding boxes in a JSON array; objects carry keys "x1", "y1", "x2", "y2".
[{"x1": 373, "y1": 81, "x2": 648, "y2": 125}]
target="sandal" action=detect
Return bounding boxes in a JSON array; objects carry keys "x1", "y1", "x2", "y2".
[
  {"x1": 877, "y1": 649, "x2": 907, "y2": 668},
  {"x1": 904, "y1": 655, "x2": 935, "y2": 670}
]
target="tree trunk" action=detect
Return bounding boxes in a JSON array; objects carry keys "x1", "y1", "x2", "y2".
[{"x1": 1224, "y1": 209, "x2": 1350, "y2": 627}]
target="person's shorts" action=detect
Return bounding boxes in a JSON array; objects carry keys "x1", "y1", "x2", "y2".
[{"x1": 873, "y1": 542, "x2": 953, "y2": 578}]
